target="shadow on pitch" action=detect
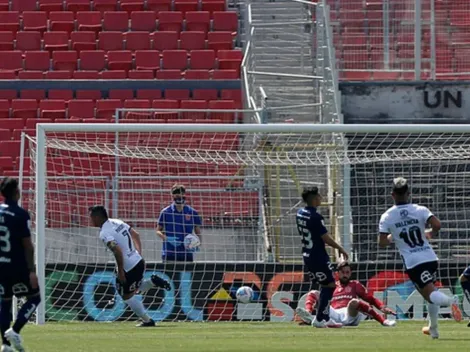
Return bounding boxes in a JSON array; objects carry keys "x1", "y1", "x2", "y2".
[{"x1": 439, "y1": 338, "x2": 470, "y2": 341}]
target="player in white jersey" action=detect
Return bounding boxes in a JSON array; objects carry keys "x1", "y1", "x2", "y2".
[
  {"x1": 89, "y1": 206, "x2": 170, "y2": 327},
  {"x1": 378, "y1": 178, "x2": 462, "y2": 339}
]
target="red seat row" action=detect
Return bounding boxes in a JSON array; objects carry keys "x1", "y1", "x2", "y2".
[
  {"x1": 7, "y1": 0, "x2": 227, "y2": 14},
  {"x1": 0, "y1": 11, "x2": 237, "y2": 33},
  {"x1": 1, "y1": 30, "x2": 234, "y2": 51}
]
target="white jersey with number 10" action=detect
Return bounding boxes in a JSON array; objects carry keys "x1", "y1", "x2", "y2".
[
  {"x1": 99, "y1": 218, "x2": 142, "y2": 272},
  {"x1": 379, "y1": 204, "x2": 438, "y2": 270}
]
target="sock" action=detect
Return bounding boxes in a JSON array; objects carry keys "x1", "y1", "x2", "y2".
[
  {"x1": 429, "y1": 290, "x2": 452, "y2": 306},
  {"x1": 427, "y1": 303, "x2": 439, "y2": 329},
  {"x1": 125, "y1": 296, "x2": 151, "y2": 323},
  {"x1": 305, "y1": 291, "x2": 318, "y2": 314},
  {"x1": 12, "y1": 295, "x2": 41, "y2": 334},
  {"x1": 357, "y1": 301, "x2": 385, "y2": 324},
  {"x1": 0, "y1": 300, "x2": 12, "y2": 346},
  {"x1": 316, "y1": 286, "x2": 334, "y2": 322},
  {"x1": 138, "y1": 280, "x2": 154, "y2": 293},
  {"x1": 461, "y1": 280, "x2": 470, "y2": 304}
]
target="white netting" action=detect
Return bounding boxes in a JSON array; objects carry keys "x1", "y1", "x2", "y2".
[{"x1": 22, "y1": 125, "x2": 470, "y2": 323}]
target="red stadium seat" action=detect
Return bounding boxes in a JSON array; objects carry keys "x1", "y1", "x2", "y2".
[
  {"x1": 68, "y1": 99, "x2": 95, "y2": 118},
  {"x1": 73, "y1": 70, "x2": 100, "y2": 79},
  {"x1": 213, "y1": 12, "x2": 238, "y2": 32},
  {"x1": 201, "y1": 0, "x2": 225, "y2": 14},
  {"x1": 0, "y1": 32, "x2": 14, "y2": 51},
  {"x1": 96, "y1": 99, "x2": 122, "y2": 118},
  {"x1": 152, "y1": 31, "x2": 178, "y2": 51},
  {"x1": 18, "y1": 71, "x2": 45, "y2": 79},
  {"x1": 45, "y1": 70, "x2": 73, "y2": 79},
  {"x1": 209, "y1": 100, "x2": 236, "y2": 122},
  {"x1": 180, "y1": 31, "x2": 206, "y2": 50},
  {"x1": 221, "y1": 89, "x2": 242, "y2": 107},
  {"x1": 158, "y1": 12, "x2": 183, "y2": 32},
  {"x1": 0, "y1": 141, "x2": 21, "y2": 158},
  {"x1": 0, "y1": 72, "x2": 16, "y2": 79},
  {"x1": 24, "y1": 51, "x2": 50, "y2": 71},
  {"x1": 76, "y1": 90, "x2": 101, "y2": 100},
  {"x1": 20, "y1": 89, "x2": 46, "y2": 99},
  {"x1": 79, "y1": 50, "x2": 106, "y2": 70},
  {"x1": 25, "y1": 118, "x2": 53, "y2": 129},
  {"x1": 44, "y1": 31, "x2": 70, "y2": 51},
  {"x1": 98, "y1": 31, "x2": 123, "y2": 51},
  {"x1": 152, "y1": 99, "x2": 179, "y2": 119},
  {"x1": 193, "y1": 89, "x2": 218, "y2": 100},
  {"x1": 40, "y1": 99, "x2": 67, "y2": 119},
  {"x1": 49, "y1": 89, "x2": 73, "y2": 100},
  {"x1": 66, "y1": 0, "x2": 91, "y2": 12},
  {"x1": 0, "y1": 90, "x2": 17, "y2": 100},
  {"x1": 0, "y1": 0, "x2": 8, "y2": 11},
  {"x1": 156, "y1": 69, "x2": 182, "y2": 79},
  {"x1": 180, "y1": 100, "x2": 208, "y2": 119},
  {"x1": 71, "y1": 31, "x2": 97, "y2": 51},
  {"x1": 107, "y1": 50, "x2": 132, "y2": 71},
  {"x1": 124, "y1": 99, "x2": 151, "y2": 108},
  {"x1": 0, "y1": 119, "x2": 24, "y2": 130},
  {"x1": 0, "y1": 12, "x2": 20, "y2": 33},
  {"x1": 125, "y1": 32, "x2": 151, "y2": 50},
  {"x1": 165, "y1": 89, "x2": 190, "y2": 100},
  {"x1": 207, "y1": 31, "x2": 232, "y2": 48},
  {"x1": 185, "y1": 69, "x2": 210, "y2": 79},
  {"x1": 0, "y1": 100, "x2": 10, "y2": 118},
  {"x1": 162, "y1": 50, "x2": 187, "y2": 70},
  {"x1": 76, "y1": 12, "x2": 102, "y2": 32},
  {"x1": 0, "y1": 51, "x2": 23, "y2": 71},
  {"x1": 23, "y1": 12, "x2": 48, "y2": 32},
  {"x1": 174, "y1": 0, "x2": 198, "y2": 14},
  {"x1": 135, "y1": 50, "x2": 160, "y2": 70},
  {"x1": 120, "y1": 0, "x2": 144, "y2": 13},
  {"x1": 49, "y1": 11, "x2": 75, "y2": 33},
  {"x1": 39, "y1": 0, "x2": 64, "y2": 12},
  {"x1": 11, "y1": 99, "x2": 38, "y2": 119},
  {"x1": 136, "y1": 89, "x2": 162, "y2": 100},
  {"x1": 185, "y1": 11, "x2": 210, "y2": 33},
  {"x1": 212, "y1": 69, "x2": 238, "y2": 79},
  {"x1": 53, "y1": 51, "x2": 78, "y2": 71},
  {"x1": 109, "y1": 89, "x2": 134, "y2": 100},
  {"x1": 100, "y1": 70, "x2": 127, "y2": 79},
  {"x1": 190, "y1": 50, "x2": 215, "y2": 69},
  {"x1": 128, "y1": 70, "x2": 154, "y2": 79},
  {"x1": 147, "y1": 0, "x2": 171, "y2": 12},
  {"x1": 103, "y1": 12, "x2": 129, "y2": 31},
  {"x1": 130, "y1": 11, "x2": 156, "y2": 31},
  {"x1": 94, "y1": 0, "x2": 118, "y2": 13},
  {"x1": 16, "y1": 31, "x2": 42, "y2": 51}
]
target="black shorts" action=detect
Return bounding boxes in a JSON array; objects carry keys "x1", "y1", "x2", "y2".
[
  {"x1": 116, "y1": 260, "x2": 145, "y2": 296},
  {"x1": 0, "y1": 271, "x2": 40, "y2": 299},
  {"x1": 406, "y1": 261, "x2": 438, "y2": 289},
  {"x1": 304, "y1": 257, "x2": 335, "y2": 285}
]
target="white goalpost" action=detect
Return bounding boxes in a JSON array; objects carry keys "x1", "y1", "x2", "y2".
[{"x1": 25, "y1": 123, "x2": 470, "y2": 325}]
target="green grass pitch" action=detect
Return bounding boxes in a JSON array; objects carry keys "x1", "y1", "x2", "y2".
[{"x1": 20, "y1": 320, "x2": 470, "y2": 352}]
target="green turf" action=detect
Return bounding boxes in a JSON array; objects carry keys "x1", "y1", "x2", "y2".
[{"x1": 18, "y1": 320, "x2": 470, "y2": 352}]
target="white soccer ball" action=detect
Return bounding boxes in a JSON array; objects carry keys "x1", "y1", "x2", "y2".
[
  {"x1": 236, "y1": 286, "x2": 254, "y2": 303},
  {"x1": 184, "y1": 234, "x2": 201, "y2": 251}
]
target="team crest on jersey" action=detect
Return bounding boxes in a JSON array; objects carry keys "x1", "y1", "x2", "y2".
[
  {"x1": 400, "y1": 209, "x2": 408, "y2": 218},
  {"x1": 185, "y1": 215, "x2": 191, "y2": 221},
  {"x1": 345, "y1": 286, "x2": 352, "y2": 293}
]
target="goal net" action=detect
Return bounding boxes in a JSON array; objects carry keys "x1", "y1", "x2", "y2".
[{"x1": 23, "y1": 123, "x2": 470, "y2": 324}]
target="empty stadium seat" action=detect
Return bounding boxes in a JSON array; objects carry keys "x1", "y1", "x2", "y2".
[
  {"x1": 109, "y1": 89, "x2": 134, "y2": 100},
  {"x1": 185, "y1": 11, "x2": 210, "y2": 32},
  {"x1": 130, "y1": 11, "x2": 156, "y2": 31},
  {"x1": 49, "y1": 11, "x2": 75, "y2": 33},
  {"x1": 79, "y1": 50, "x2": 106, "y2": 70},
  {"x1": 68, "y1": 99, "x2": 95, "y2": 118},
  {"x1": 0, "y1": 12, "x2": 20, "y2": 32},
  {"x1": 107, "y1": 50, "x2": 132, "y2": 71},
  {"x1": 49, "y1": 89, "x2": 74, "y2": 100},
  {"x1": 0, "y1": 101, "x2": 9, "y2": 118},
  {"x1": 20, "y1": 89, "x2": 46, "y2": 99},
  {"x1": 180, "y1": 100, "x2": 208, "y2": 119},
  {"x1": 0, "y1": 0, "x2": 8, "y2": 11},
  {"x1": 165, "y1": 89, "x2": 190, "y2": 100},
  {"x1": 185, "y1": 69, "x2": 211, "y2": 79},
  {"x1": 103, "y1": 11, "x2": 129, "y2": 31},
  {"x1": 0, "y1": 141, "x2": 21, "y2": 158},
  {"x1": 23, "y1": 12, "x2": 48, "y2": 32},
  {"x1": 44, "y1": 31, "x2": 70, "y2": 51},
  {"x1": 147, "y1": 0, "x2": 171, "y2": 13},
  {"x1": 213, "y1": 12, "x2": 238, "y2": 32},
  {"x1": 77, "y1": 12, "x2": 102, "y2": 32},
  {"x1": 98, "y1": 31, "x2": 123, "y2": 51},
  {"x1": 66, "y1": 0, "x2": 91, "y2": 12},
  {"x1": 40, "y1": 99, "x2": 67, "y2": 119},
  {"x1": 212, "y1": 69, "x2": 238, "y2": 79},
  {"x1": 128, "y1": 70, "x2": 154, "y2": 79},
  {"x1": 180, "y1": 31, "x2": 206, "y2": 50},
  {"x1": 125, "y1": 32, "x2": 151, "y2": 50},
  {"x1": 71, "y1": 31, "x2": 97, "y2": 51},
  {"x1": 135, "y1": 50, "x2": 160, "y2": 70},
  {"x1": 158, "y1": 12, "x2": 183, "y2": 32},
  {"x1": 190, "y1": 50, "x2": 216, "y2": 69},
  {"x1": 53, "y1": 51, "x2": 78, "y2": 71},
  {"x1": 11, "y1": 99, "x2": 38, "y2": 119},
  {"x1": 162, "y1": 50, "x2": 187, "y2": 70},
  {"x1": 39, "y1": 0, "x2": 64, "y2": 12},
  {"x1": 94, "y1": 0, "x2": 118, "y2": 13},
  {"x1": 16, "y1": 31, "x2": 42, "y2": 51},
  {"x1": 24, "y1": 51, "x2": 50, "y2": 71},
  {"x1": 136, "y1": 89, "x2": 162, "y2": 100},
  {"x1": 120, "y1": 0, "x2": 144, "y2": 13},
  {"x1": 201, "y1": 0, "x2": 225, "y2": 14},
  {"x1": 0, "y1": 32, "x2": 14, "y2": 51},
  {"x1": 152, "y1": 31, "x2": 178, "y2": 51},
  {"x1": 174, "y1": 0, "x2": 198, "y2": 14},
  {"x1": 96, "y1": 99, "x2": 121, "y2": 118}
]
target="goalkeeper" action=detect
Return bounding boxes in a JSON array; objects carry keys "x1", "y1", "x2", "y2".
[{"x1": 156, "y1": 184, "x2": 202, "y2": 262}]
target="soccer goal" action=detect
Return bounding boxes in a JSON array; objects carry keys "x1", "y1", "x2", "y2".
[{"x1": 24, "y1": 123, "x2": 470, "y2": 324}]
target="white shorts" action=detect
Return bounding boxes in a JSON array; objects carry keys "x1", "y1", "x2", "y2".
[{"x1": 329, "y1": 307, "x2": 366, "y2": 326}]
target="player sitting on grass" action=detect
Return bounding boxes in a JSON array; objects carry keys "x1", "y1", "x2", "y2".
[
  {"x1": 378, "y1": 177, "x2": 462, "y2": 339},
  {"x1": 89, "y1": 206, "x2": 170, "y2": 327},
  {"x1": 0, "y1": 178, "x2": 41, "y2": 352},
  {"x1": 296, "y1": 261, "x2": 396, "y2": 327}
]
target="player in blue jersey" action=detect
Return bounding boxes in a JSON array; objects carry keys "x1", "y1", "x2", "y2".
[
  {"x1": 296, "y1": 186, "x2": 348, "y2": 328},
  {"x1": 0, "y1": 178, "x2": 41, "y2": 352},
  {"x1": 156, "y1": 184, "x2": 202, "y2": 262},
  {"x1": 459, "y1": 268, "x2": 470, "y2": 327}
]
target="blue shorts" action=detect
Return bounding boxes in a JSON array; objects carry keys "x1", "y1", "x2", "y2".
[{"x1": 303, "y1": 256, "x2": 334, "y2": 285}]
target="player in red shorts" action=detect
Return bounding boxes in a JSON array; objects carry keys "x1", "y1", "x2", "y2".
[{"x1": 296, "y1": 261, "x2": 396, "y2": 327}]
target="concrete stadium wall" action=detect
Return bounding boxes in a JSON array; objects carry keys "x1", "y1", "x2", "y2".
[{"x1": 340, "y1": 81, "x2": 470, "y2": 124}]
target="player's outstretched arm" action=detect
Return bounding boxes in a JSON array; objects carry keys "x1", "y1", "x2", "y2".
[
  {"x1": 107, "y1": 241, "x2": 126, "y2": 283},
  {"x1": 156, "y1": 224, "x2": 166, "y2": 241},
  {"x1": 321, "y1": 233, "x2": 349, "y2": 260},
  {"x1": 425, "y1": 216, "x2": 441, "y2": 239},
  {"x1": 130, "y1": 228, "x2": 142, "y2": 254},
  {"x1": 378, "y1": 233, "x2": 392, "y2": 248}
]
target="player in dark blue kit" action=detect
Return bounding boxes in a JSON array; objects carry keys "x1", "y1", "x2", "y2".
[
  {"x1": 459, "y1": 267, "x2": 470, "y2": 327},
  {"x1": 295, "y1": 187, "x2": 348, "y2": 328},
  {"x1": 0, "y1": 178, "x2": 41, "y2": 352}
]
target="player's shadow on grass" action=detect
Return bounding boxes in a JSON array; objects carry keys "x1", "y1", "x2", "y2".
[{"x1": 439, "y1": 338, "x2": 470, "y2": 341}]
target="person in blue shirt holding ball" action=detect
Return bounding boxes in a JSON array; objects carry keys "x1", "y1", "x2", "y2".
[{"x1": 156, "y1": 184, "x2": 202, "y2": 262}]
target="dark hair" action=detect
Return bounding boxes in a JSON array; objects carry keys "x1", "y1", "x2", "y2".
[
  {"x1": 88, "y1": 205, "x2": 108, "y2": 219},
  {"x1": 0, "y1": 177, "x2": 19, "y2": 200},
  {"x1": 392, "y1": 177, "x2": 409, "y2": 195},
  {"x1": 301, "y1": 186, "x2": 319, "y2": 203},
  {"x1": 337, "y1": 261, "x2": 351, "y2": 271},
  {"x1": 171, "y1": 184, "x2": 186, "y2": 195}
]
